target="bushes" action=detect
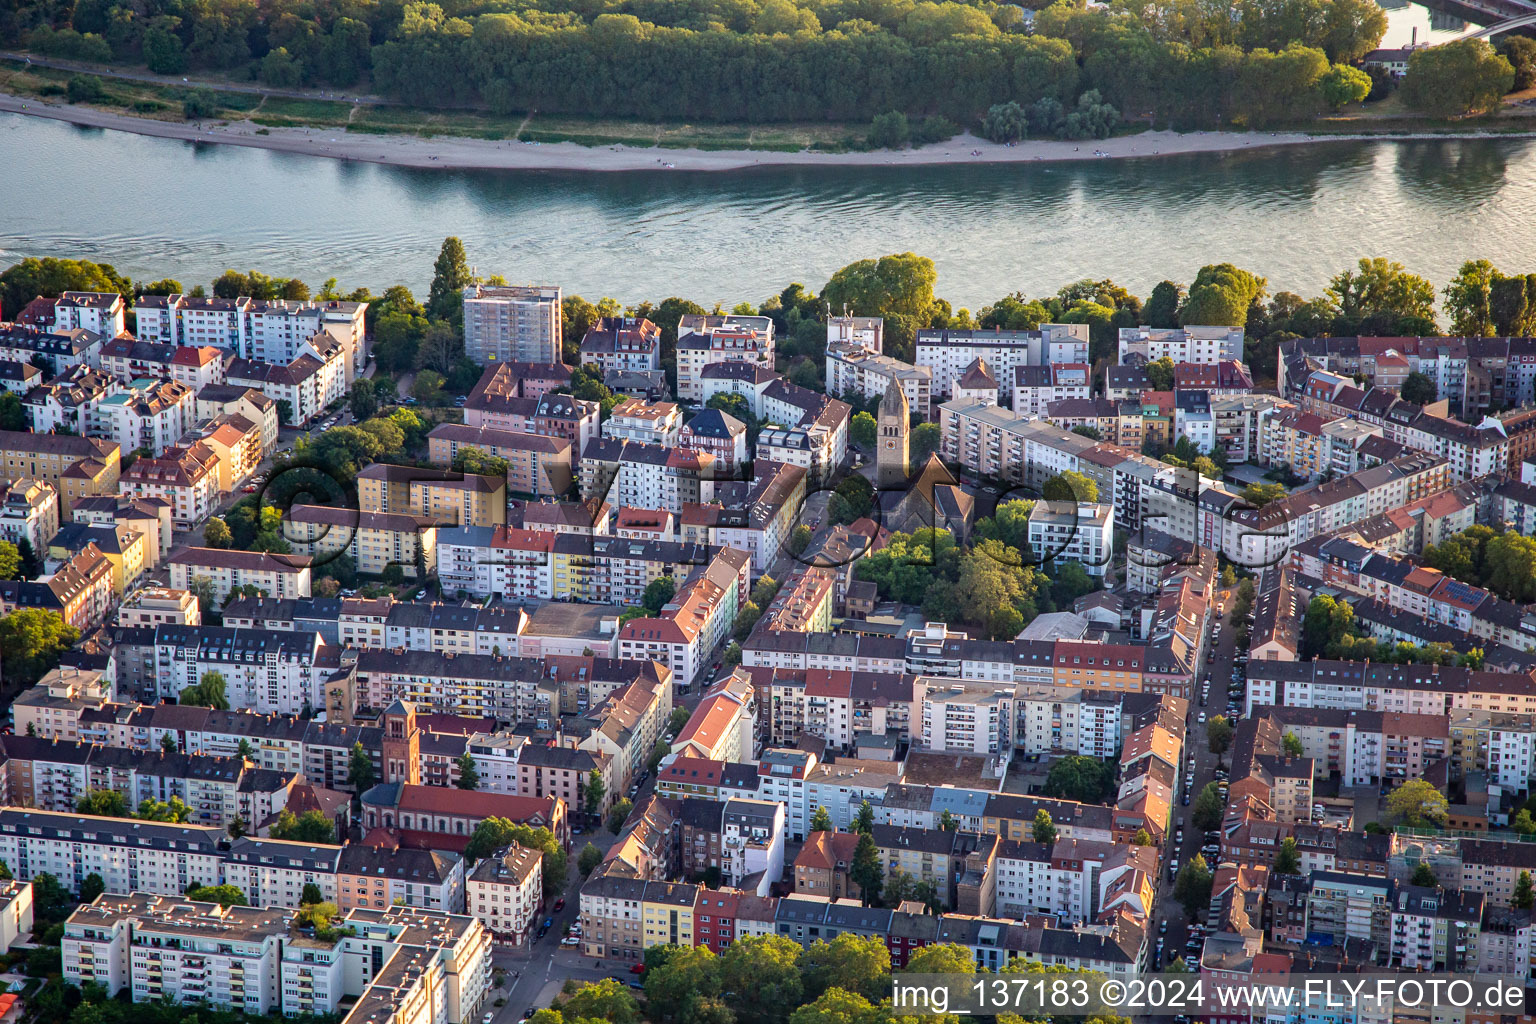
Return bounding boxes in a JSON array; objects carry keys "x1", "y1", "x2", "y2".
[
  {"x1": 867, "y1": 111, "x2": 909, "y2": 149},
  {"x1": 27, "y1": 26, "x2": 113, "y2": 64},
  {"x1": 1401, "y1": 39, "x2": 1515, "y2": 118},
  {"x1": 182, "y1": 88, "x2": 219, "y2": 120},
  {"x1": 981, "y1": 100, "x2": 1028, "y2": 142},
  {"x1": 66, "y1": 74, "x2": 104, "y2": 103}
]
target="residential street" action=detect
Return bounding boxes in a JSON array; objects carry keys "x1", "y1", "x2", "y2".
[{"x1": 1152, "y1": 583, "x2": 1240, "y2": 970}]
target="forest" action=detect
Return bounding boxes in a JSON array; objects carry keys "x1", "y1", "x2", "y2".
[{"x1": 3, "y1": 0, "x2": 1458, "y2": 128}]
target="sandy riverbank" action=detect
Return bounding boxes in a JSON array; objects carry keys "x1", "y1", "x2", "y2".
[{"x1": 3, "y1": 91, "x2": 1533, "y2": 172}]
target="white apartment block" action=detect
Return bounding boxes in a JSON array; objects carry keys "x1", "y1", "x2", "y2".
[
  {"x1": 225, "y1": 333, "x2": 347, "y2": 428},
  {"x1": 916, "y1": 682, "x2": 1013, "y2": 755},
  {"x1": 167, "y1": 547, "x2": 313, "y2": 604},
  {"x1": 1013, "y1": 689, "x2": 1123, "y2": 758},
  {"x1": 917, "y1": 324, "x2": 1090, "y2": 400},
  {"x1": 675, "y1": 314, "x2": 775, "y2": 403},
  {"x1": 64, "y1": 893, "x2": 492, "y2": 1024},
  {"x1": 462, "y1": 285, "x2": 562, "y2": 365},
  {"x1": 827, "y1": 316, "x2": 884, "y2": 353},
  {"x1": 1027, "y1": 501, "x2": 1114, "y2": 576},
  {"x1": 1013, "y1": 364, "x2": 1092, "y2": 418},
  {"x1": 96, "y1": 379, "x2": 196, "y2": 457},
  {"x1": 0, "y1": 476, "x2": 60, "y2": 553},
  {"x1": 152, "y1": 624, "x2": 328, "y2": 716},
  {"x1": 606, "y1": 398, "x2": 683, "y2": 446},
  {"x1": 825, "y1": 344, "x2": 933, "y2": 419},
  {"x1": 55, "y1": 292, "x2": 126, "y2": 337},
  {"x1": 131, "y1": 295, "x2": 366, "y2": 372},
  {"x1": 1117, "y1": 325, "x2": 1244, "y2": 366}
]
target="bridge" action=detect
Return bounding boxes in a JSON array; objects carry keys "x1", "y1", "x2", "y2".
[{"x1": 1416, "y1": 0, "x2": 1536, "y2": 38}]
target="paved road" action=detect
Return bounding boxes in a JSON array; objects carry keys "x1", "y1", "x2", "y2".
[
  {"x1": 1, "y1": 51, "x2": 386, "y2": 105},
  {"x1": 1151, "y1": 583, "x2": 1243, "y2": 970}
]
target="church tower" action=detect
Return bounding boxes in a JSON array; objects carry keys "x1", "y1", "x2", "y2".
[
  {"x1": 877, "y1": 380, "x2": 911, "y2": 490},
  {"x1": 380, "y1": 699, "x2": 421, "y2": 786}
]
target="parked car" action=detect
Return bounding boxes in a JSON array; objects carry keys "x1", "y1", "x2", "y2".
[{"x1": 553, "y1": 898, "x2": 565, "y2": 911}]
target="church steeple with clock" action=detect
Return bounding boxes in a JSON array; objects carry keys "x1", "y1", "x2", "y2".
[{"x1": 877, "y1": 379, "x2": 911, "y2": 490}]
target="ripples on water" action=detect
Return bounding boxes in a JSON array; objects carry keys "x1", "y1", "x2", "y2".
[{"x1": 3, "y1": 113, "x2": 1536, "y2": 307}]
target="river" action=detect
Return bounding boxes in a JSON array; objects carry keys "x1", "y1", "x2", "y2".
[{"x1": 3, "y1": 0, "x2": 1536, "y2": 310}]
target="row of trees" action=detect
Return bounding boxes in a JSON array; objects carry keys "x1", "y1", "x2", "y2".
[
  {"x1": 1424, "y1": 524, "x2": 1536, "y2": 606},
  {"x1": 12, "y1": 0, "x2": 1453, "y2": 128},
  {"x1": 1300, "y1": 594, "x2": 1485, "y2": 667}
]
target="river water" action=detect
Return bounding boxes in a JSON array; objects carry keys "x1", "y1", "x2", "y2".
[{"x1": 2, "y1": 1, "x2": 1534, "y2": 309}]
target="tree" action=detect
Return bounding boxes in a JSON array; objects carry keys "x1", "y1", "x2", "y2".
[
  {"x1": 0, "y1": 609, "x2": 81, "y2": 687},
  {"x1": 648, "y1": 737, "x2": 671, "y2": 773},
  {"x1": 1385, "y1": 779, "x2": 1449, "y2": 827},
  {"x1": 719, "y1": 935, "x2": 803, "y2": 1024},
  {"x1": 1514, "y1": 809, "x2": 1536, "y2": 835},
  {"x1": 904, "y1": 943, "x2": 976, "y2": 974},
  {"x1": 1326, "y1": 257, "x2": 1438, "y2": 334},
  {"x1": 1242, "y1": 482, "x2": 1288, "y2": 508},
  {"x1": 30, "y1": 872, "x2": 71, "y2": 921},
  {"x1": 1401, "y1": 372, "x2": 1437, "y2": 405},
  {"x1": 347, "y1": 741, "x2": 375, "y2": 792},
  {"x1": 1411, "y1": 861, "x2": 1438, "y2": 887},
  {"x1": 850, "y1": 411, "x2": 877, "y2": 449},
  {"x1": 868, "y1": 111, "x2": 910, "y2": 149},
  {"x1": 0, "y1": 541, "x2": 19, "y2": 583},
  {"x1": 350, "y1": 379, "x2": 380, "y2": 421},
  {"x1": 456, "y1": 751, "x2": 480, "y2": 790},
  {"x1": 1174, "y1": 855, "x2": 1215, "y2": 918},
  {"x1": 1042, "y1": 470, "x2": 1097, "y2": 503},
  {"x1": 300, "y1": 882, "x2": 325, "y2": 905},
  {"x1": 428, "y1": 237, "x2": 472, "y2": 320},
  {"x1": 788, "y1": 989, "x2": 883, "y2": 1024},
  {"x1": 1192, "y1": 782, "x2": 1225, "y2": 832},
  {"x1": 77, "y1": 789, "x2": 128, "y2": 818},
  {"x1": 1320, "y1": 63, "x2": 1371, "y2": 108},
  {"x1": 182, "y1": 88, "x2": 219, "y2": 119},
  {"x1": 1132, "y1": 829, "x2": 1152, "y2": 846},
  {"x1": 1031, "y1": 809, "x2": 1057, "y2": 844},
  {"x1": 854, "y1": 800, "x2": 875, "y2": 835},
  {"x1": 981, "y1": 101, "x2": 1029, "y2": 143},
  {"x1": 801, "y1": 933, "x2": 891, "y2": 1003},
  {"x1": 203, "y1": 518, "x2": 233, "y2": 549},
  {"x1": 186, "y1": 884, "x2": 250, "y2": 907},
  {"x1": 179, "y1": 670, "x2": 230, "y2": 710},
  {"x1": 1182, "y1": 264, "x2": 1267, "y2": 327},
  {"x1": 1515, "y1": 870, "x2": 1535, "y2": 909},
  {"x1": 1043, "y1": 755, "x2": 1113, "y2": 803},
  {"x1": 562, "y1": 979, "x2": 641, "y2": 1024},
  {"x1": 584, "y1": 768, "x2": 606, "y2": 817},
  {"x1": 643, "y1": 945, "x2": 721, "y2": 1022},
  {"x1": 578, "y1": 842, "x2": 604, "y2": 876},
  {"x1": 1166, "y1": 957, "x2": 1190, "y2": 974},
  {"x1": 1278, "y1": 731, "x2": 1305, "y2": 759},
  {"x1": 270, "y1": 809, "x2": 337, "y2": 844},
  {"x1": 1274, "y1": 837, "x2": 1301, "y2": 875},
  {"x1": 1401, "y1": 39, "x2": 1514, "y2": 118},
  {"x1": 643, "y1": 576, "x2": 677, "y2": 615},
  {"x1": 910, "y1": 422, "x2": 941, "y2": 465},
  {"x1": 1145, "y1": 355, "x2": 1176, "y2": 392},
  {"x1": 162, "y1": 733, "x2": 178, "y2": 754},
  {"x1": 810, "y1": 806, "x2": 835, "y2": 833},
  {"x1": 607, "y1": 798, "x2": 634, "y2": 834},
  {"x1": 822, "y1": 254, "x2": 938, "y2": 360},
  {"x1": 1207, "y1": 716, "x2": 1235, "y2": 759},
  {"x1": 137, "y1": 797, "x2": 191, "y2": 822},
  {"x1": 849, "y1": 831, "x2": 884, "y2": 906},
  {"x1": 79, "y1": 872, "x2": 105, "y2": 902}
]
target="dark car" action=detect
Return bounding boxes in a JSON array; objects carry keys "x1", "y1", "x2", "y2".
[{"x1": 553, "y1": 898, "x2": 565, "y2": 912}]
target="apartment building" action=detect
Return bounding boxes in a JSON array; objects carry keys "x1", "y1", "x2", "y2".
[
  {"x1": 1027, "y1": 500, "x2": 1114, "y2": 576},
  {"x1": 0, "y1": 475, "x2": 59, "y2": 552},
  {"x1": 606, "y1": 398, "x2": 683, "y2": 446},
  {"x1": 579, "y1": 317, "x2": 661, "y2": 373},
  {"x1": 466, "y1": 845, "x2": 543, "y2": 944},
  {"x1": 0, "y1": 430, "x2": 120, "y2": 511},
  {"x1": 53, "y1": 291, "x2": 125, "y2": 336},
  {"x1": 168, "y1": 547, "x2": 312, "y2": 603},
  {"x1": 64, "y1": 894, "x2": 490, "y2": 1024},
  {"x1": 580, "y1": 438, "x2": 717, "y2": 513},
  {"x1": 0, "y1": 541, "x2": 115, "y2": 630},
  {"x1": 336, "y1": 843, "x2": 465, "y2": 914},
  {"x1": 825, "y1": 343, "x2": 933, "y2": 419},
  {"x1": 0, "y1": 323, "x2": 104, "y2": 373},
  {"x1": 462, "y1": 284, "x2": 562, "y2": 365},
  {"x1": 675, "y1": 314, "x2": 775, "y2": 403},
  {"x1": 1118, "y1": 325, "x2": 1244, "y2": 365},
  {"x1": 355, "y1": 463, "x2": 506, "y2": 529},
  {"x1": 917, "y1": 324, "x2": 1090, "y2": 401},
  {"x1": 678, "y1": 409, "x2": 748, "y2": 471},
  {"x1": 99, "y1": 338, "x2": 225, "y2": 391},
  {"x1": 225, "y1": 343, "x2": 347, "y2": 428},
  {"x1": 284, "y1": 505, "x2": 438, "y2": 578},
  {"x1": 24, "y1": 365, "x2": 120, "y2": 436},
  {"x1": 195, "y1": 384, "x2": 279, "y2": 456},
  {"x1": 426, "y1": 423, "x2": 574, "y2": 498},
  {"x1": 95, "y1": 378, "x2": 196, "y2": 456},
  {"x1": 116, "y1": 441, "x2": 218, "y2": 527}
]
